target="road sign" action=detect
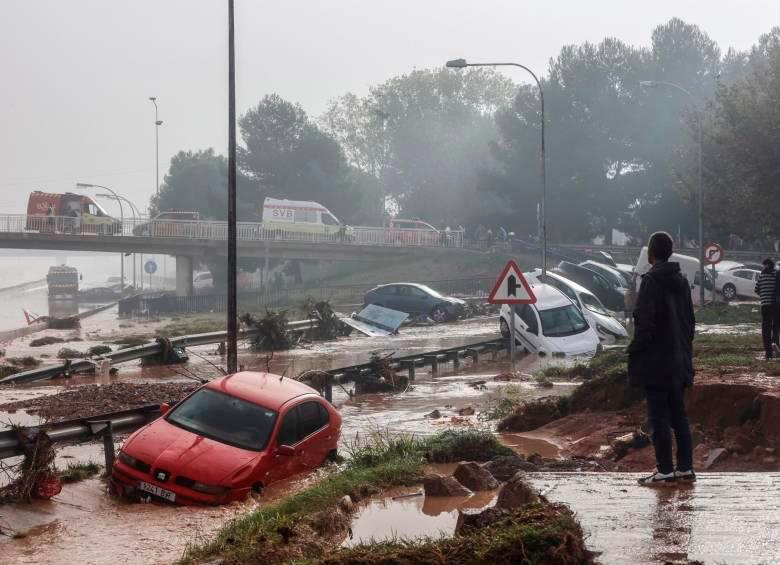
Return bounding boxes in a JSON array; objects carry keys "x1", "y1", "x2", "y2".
[
  {"x1": 704, "y1": 243, "x2": 723, "y2": 265},
  {"x1": 144, "y1": 259, "x2": 158, "y2": 275},
  {"x1": 488, "y1": 260, "x2": 537, "y2": 304}
]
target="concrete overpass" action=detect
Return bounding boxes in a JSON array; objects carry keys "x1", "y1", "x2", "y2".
[{"x1": 0, "y1": 215, "x2": 471, "y2": 296}]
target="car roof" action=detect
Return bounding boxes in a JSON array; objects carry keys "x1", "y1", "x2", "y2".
[
  {"x1": 205, "y1": 371, "x2": 320, "y2": 411},
  {"x1": 373, "y1": 282, "x2": 431, "y2": 292},
  {"x1": 581, "y1": 260, "x2": 622, "y2": 276},
  {"x1": 531, "y1": 269, "x2": 595, "y2": 298},
  {"x1": 524, "y1": 282, "x2": 573, "y2": 310}
]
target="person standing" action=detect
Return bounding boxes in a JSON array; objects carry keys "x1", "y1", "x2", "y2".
[
  {"x1": 754, "y1": 258, "x2": 777, "y2": 359},
  {"x1": 628, "y1": 232, "x2": 696, "y2": 486}
]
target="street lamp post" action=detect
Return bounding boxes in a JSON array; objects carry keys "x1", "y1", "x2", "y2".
[
  {"x1": 640, "y1": 80, "x2": 705, "y2": 307},
  {"x1": 149, "y1": 97, "x2": 163, "y2": 198},
  {"x1": 75, "y1": 182, "x2": 125, "y2": 294},
  {"x1": 446, "y1": 58, "x2": 548, "y2": 274},
  {"x1": 96, "y1": 193, "x2": 140, "y2": 290},
  {"x1": 226, "y1": 0, "x2": 238, "y2": 373}
]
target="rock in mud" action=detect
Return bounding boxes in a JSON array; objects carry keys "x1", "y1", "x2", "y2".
[
  {"x1": 423, "y1": 473, "x2": 472, "y2": 497},
  {"x1": 458, "y1": 406, "x2": 475, "y2": 416},
  {"x1": 723, "y1": 425, "x2": 756, "y2": 454},
  {"x1": 703, "y1": 447, "x2": 728, "y2": 470},
  {"x1": 495, "y1": 472, "x2": 539, "y2": 509},
  {"x1": 338, "y1": 495, "x2": 354, "y2": 513},
  {"x1": 426, "y1": 409, "x2": 442, "y2": 419},
  {"x1": 453, "y1": 462, "x2": 499, "y2": 491},
  {"x1": 29, "y1": 336, "x2": 65, "y2": 347},
  {"x1": 454, "y1": 507, "x2": 512, "y2": 535},
  {"x1": 482, "y1": 455, "x2": 539, "y2": 481}
]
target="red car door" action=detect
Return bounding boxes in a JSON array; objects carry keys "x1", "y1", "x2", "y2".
[
  {"x1": 295, "y1": 400, "x2": 333, "y2": 469},
  {"x1": 264, "y1": 404, "x2": 301, "y2": 484}
]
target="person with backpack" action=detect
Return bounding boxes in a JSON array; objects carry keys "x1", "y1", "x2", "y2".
[
  {"x1": 754, "y1": 258, "x2": 777, "y2": 359},
  {"x1": 628, "y1": 232, "x2": 696, "y2": 486}
]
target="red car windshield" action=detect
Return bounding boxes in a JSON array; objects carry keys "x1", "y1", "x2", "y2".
[{"x1": 167, "y1": 388, "x2": 277, "y2": 451}]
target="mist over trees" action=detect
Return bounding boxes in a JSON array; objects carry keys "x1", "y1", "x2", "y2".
[{"x1": 154, "y1": 18, "x2": 779, "y2": 247}]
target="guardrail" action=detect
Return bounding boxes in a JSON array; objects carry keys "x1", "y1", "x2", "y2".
[
  {"x1": 0, "y1": 319, "x2": 320, "y2": 386},
  {"x1": 0, "y1": 337, "x2": 508, "y2": 460},
  {"x1": 0, "y1": 214, "x2": 464, "y2": 249}
]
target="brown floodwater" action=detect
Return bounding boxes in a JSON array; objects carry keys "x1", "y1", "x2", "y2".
[{"x1": 343, "y1": 486, "x2": 497, "y2": 547}]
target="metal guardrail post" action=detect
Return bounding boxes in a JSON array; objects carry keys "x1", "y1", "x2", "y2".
[{"x1": 87, "y1": 419, "x2": 115, "y2": 474}]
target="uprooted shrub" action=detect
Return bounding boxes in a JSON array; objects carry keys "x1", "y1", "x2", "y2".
[
  {"x1": 302, "y1": 298, "x2": 348, "y2": 340},
  {"x1": 56, "y1": 347, "x2": 85, "y2": 359},
  {"x1": 352, "y1": 351, "x2": 408, "y2": 393},
  {"x1": 29, "y1": 336, "x2": 65, "y2": 347},
  {"x1": 87, "y1": 345, "x2": 112, "y2": 357},
  {"x1": 0, "y1": 428, "x2": 57, "y2": 503},
  {"x1": 240, "y1": 310, "x2": 293, "y2": 351}
]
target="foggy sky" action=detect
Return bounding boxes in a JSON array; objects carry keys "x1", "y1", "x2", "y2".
[{"x1": 1, "y1": 0, "x2": 777, "y2": 218}]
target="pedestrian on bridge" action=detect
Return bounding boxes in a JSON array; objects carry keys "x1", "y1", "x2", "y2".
[
  {"x1": 754, "y1": 258, "x2": 778, "y2": 359},
  {"x1": 628, "y1": 231, "x2": 696, "y2": 486}
]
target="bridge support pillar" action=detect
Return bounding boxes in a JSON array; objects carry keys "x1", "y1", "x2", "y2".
[{"x1": 175, "y1": 255, "x2": 194, "y2": 297}]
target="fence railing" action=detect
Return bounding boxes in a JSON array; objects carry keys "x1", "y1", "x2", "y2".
[
  {"x1": 0, "y1": 214, "x2": 464, "y2": 249},
  {"x1": 120, "y1": 278, "x2": 494, "y2": 316}
]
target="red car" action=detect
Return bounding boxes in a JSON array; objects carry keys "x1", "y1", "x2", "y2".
[{"x1": 110, "y1": 372, "x2": 341, "y2": 505}]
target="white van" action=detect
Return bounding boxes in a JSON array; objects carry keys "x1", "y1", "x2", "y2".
[
  {"x1": 635, "y1": 246, "x2": 714, "y2": 306},
  {"x1": 262, "y1": 198, "x2": 345, "y2": 236}
]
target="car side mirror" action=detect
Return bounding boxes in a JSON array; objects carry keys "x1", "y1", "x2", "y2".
[
  {"x1": 159, "y1": 402, "x2": 171, "y2": 416},
  {"x1": 275, "y1": 444, "x2": 295, "y2": 457}
]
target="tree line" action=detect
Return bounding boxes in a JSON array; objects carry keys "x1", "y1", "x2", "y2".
[{"x1": 153, "y1": 18, "x2": 780, "y2": 248}]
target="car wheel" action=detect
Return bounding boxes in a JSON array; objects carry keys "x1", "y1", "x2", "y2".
[
  {"x1": 722, "y1": 283, "x2": 737, "y2": 301},
  {"x1": 500, "y1": 317, "x2": 510, "y2": 338},
  {"x1": 430, "y1": 305, "x2": 449, "y2": 323}
]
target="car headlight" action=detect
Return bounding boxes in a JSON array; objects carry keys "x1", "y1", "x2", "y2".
[
  {"x1": 118, "y1": 451, "x2": 138, "y2": 467},
  {"x1": 190, "y1": 481, "x2": 230, "y2": 495}
]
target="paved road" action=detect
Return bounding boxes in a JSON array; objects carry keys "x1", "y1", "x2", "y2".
[{"x1": 531, "y1": 472, "x2": 780, "y2": 564}]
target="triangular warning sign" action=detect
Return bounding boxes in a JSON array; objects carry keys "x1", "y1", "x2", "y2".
[{"x1": 488, "y1": 260, "x2": 537, "y2": 304}]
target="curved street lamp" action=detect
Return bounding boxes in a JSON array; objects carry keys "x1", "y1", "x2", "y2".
[
  {"x1": 96, "y1": 192, "x2": 140, "y2": 290},
  {"x1": 446, "y1": 58, "x2": 548, "y2": 274},
  {"x1": 640, "y1": 80, "x2": 705, "y2": 306},
  {"x1": 149, "y1": 97, "x2": 163, "y2": 198},
  {"x1": 76, "y1": 182, "x2": 125, "y2": 294}
]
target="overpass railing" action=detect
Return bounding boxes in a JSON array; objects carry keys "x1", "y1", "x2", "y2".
[{"x1": 0, "y1": 215, "x2": 464, "y2": 249}]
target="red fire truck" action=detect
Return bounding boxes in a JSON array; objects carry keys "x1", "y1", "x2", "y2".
[{"x1": 26, "y1": 191, "x2": 121, "y2": 234}]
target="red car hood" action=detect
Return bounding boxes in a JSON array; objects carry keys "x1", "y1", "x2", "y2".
[{"x1": 124, "y1": 419, "x2": 262, "y2": 484}]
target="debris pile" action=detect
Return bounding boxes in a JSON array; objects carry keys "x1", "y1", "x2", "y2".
[
  {"x1": 302, "y1": 299, "x2": 349, "y2": 340},
  {"x1": 240, "y1": 310, "x2": 293, "y2": 351},
  {"x1": 0, "y1": 428, "x2": 58, "y2": 503}
]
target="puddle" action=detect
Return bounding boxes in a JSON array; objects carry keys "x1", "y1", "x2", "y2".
[
  {"x1": 697, "y1": 323, "x2": 759, "y2": 335},
  {"x1": 498, "y1": 433, "x2": 561, "y2": 459},
  {"x1": 343, "y1": 487, "x2": 496, "y2": 547}
]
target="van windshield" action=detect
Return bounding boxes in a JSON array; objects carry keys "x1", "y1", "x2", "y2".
[{"x1": 540, "y1": 305, "x2": 590, "y2": 337}]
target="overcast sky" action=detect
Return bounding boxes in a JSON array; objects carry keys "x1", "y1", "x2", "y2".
[{"x1": 1, "y1": 0, "x2": 777, "y2": 217}]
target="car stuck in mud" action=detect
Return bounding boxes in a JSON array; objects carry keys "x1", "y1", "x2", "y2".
[{"x1": 110, "y1": 371, "x2": 341, "y2": 505}]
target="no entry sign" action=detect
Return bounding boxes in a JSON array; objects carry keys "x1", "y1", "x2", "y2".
[{"x1": 704, "y1": 243, "x2": 723, "y2": 265}]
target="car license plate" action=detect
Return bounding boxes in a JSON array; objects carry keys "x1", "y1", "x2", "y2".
[{"x1": 137, "y1": 481, "x2": 176, "y2": 502}]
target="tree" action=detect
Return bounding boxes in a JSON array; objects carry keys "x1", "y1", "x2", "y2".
[
  {"x1": 239, "y1": 94, "x2": 370, "y2": 223},
  {"x1": 679, "y1": 28, "x2": 780, "y2": 246},
  {"x1": 321, "y1": 68, "x2": 516, "y2": 227},
  {"x1": 153, "y1": 148, "x2": 258, "y2": 221}
]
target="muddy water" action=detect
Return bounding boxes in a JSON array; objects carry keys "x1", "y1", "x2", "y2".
[
  {"x1": 0, "y1": 317, "x2": 583, "y2": 564},
  {"x1": 530, "y1": 472, "x2": 780, "y2": 564},
  {"x1": 343, "y1": 486, "x2": 497, "y2": 547}
]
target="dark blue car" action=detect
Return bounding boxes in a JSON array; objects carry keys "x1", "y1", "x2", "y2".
[{"x1": 363, "y1": 283, "x2": 466, "y2": 323}]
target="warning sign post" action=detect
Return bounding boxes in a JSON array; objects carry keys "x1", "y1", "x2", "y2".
[{"x1": 488, "y1": 261, "x2": 537, "y2": 372}]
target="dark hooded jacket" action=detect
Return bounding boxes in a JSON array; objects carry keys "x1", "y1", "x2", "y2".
[{"x1": 627, "y1": 261, "x2": 695, "y2": 389}]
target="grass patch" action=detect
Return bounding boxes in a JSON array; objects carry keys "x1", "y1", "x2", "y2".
[
  {"x1": 697, "y1": 302, "x2": 761, "y2": 325},
  {"x1": 424, "y1": 429, "x2": 514, "y2": 462},
  {"x1": 320, "y1": 502, "x2": 589, "y2": 565},
  {"x1": 479, "y1": 384, "x2": 525, "y2": 421},
  {"x1": 180, "y1": 430, "x2": 513, "y2": 564},
  {"x1": 59, "y1": 461, "x2": 101, "y2": 483},
  {"x1": 156, "y1": 316, "x2": 225, "y2": 338}
]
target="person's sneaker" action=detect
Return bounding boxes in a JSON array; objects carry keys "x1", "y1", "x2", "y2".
[
  {"x1": 675, "y1": 469, "x2": 697, "y2": 482},
  {"x1": 637, "y1": 470, "x2": 676, "y2": 486}
]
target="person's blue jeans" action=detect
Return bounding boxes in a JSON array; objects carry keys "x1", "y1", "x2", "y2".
[{"x1": 645, "y1": 385, "x2": 693, "y2": 474}]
